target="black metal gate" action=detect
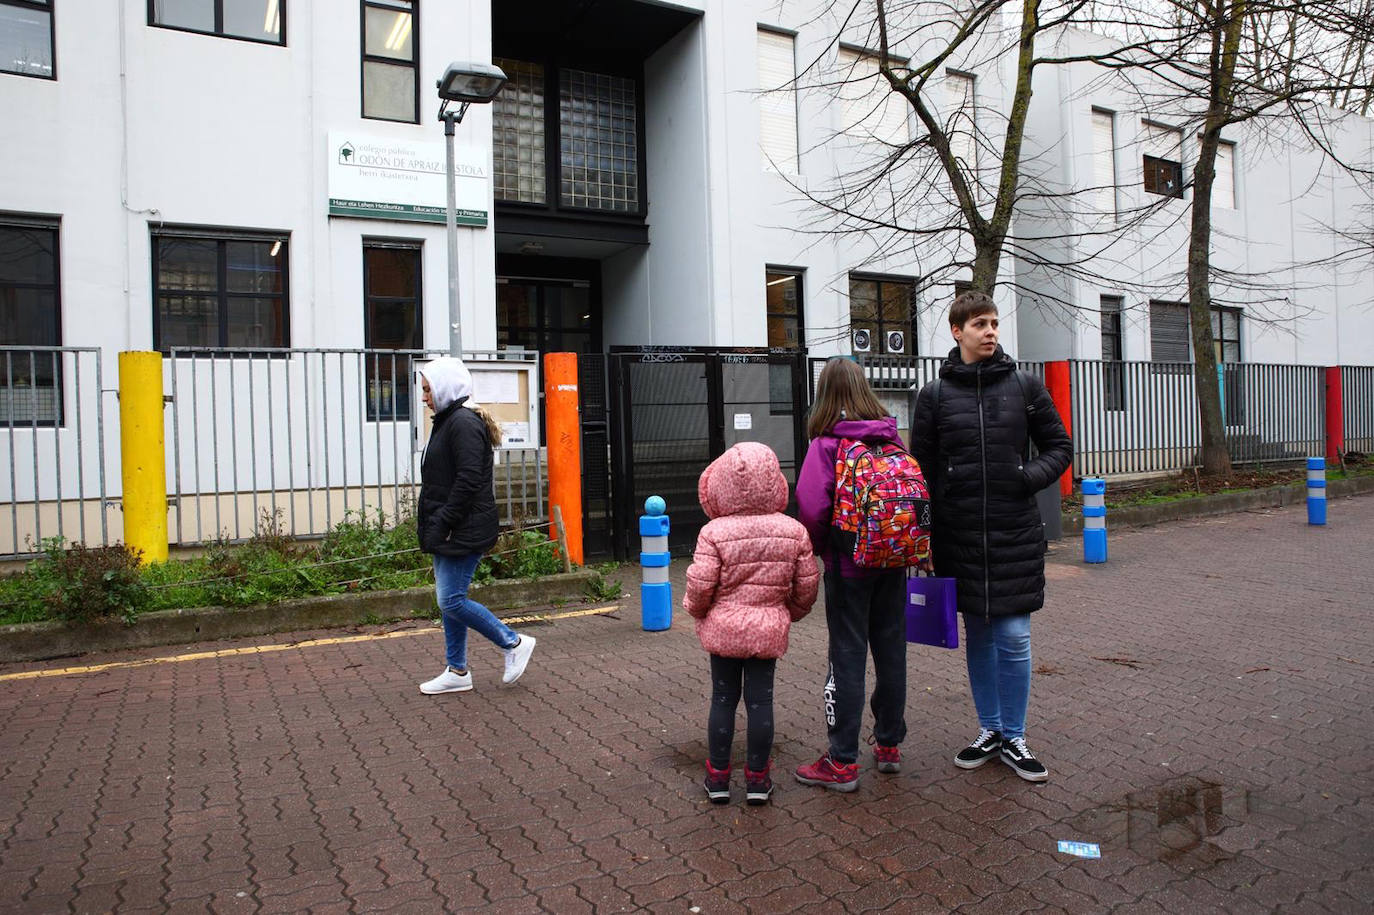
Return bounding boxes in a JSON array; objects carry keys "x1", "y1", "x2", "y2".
[
  {"x1": 608, "y1": 347, "x2": 808, "y2": 557},
  {"x1": 579, "y1": 353, "x2": 615, "y2": 560}
]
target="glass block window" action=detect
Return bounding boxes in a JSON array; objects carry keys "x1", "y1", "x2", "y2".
[
  {"x1": 559, "y1": 68, "x2": 639, "y2": 212},
  {"x1": 493, "y1": 58, "x2": 546, "y2": 205}
]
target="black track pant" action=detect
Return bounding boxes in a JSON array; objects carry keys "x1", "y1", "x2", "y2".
[
  {"x1": 707, "y1": 655, "x2": 777, "y2": 772},
  {"x1": 823, "y1": 568, "x2": 907, "y2": 764}
]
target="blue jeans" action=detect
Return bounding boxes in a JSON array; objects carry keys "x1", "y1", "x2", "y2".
[
  {"x1": 433, "y1": 553, "x2": 518, "y2": 670},
  {"x1": 963, "y1": 613, "x2": 1032, "y2": 740}
]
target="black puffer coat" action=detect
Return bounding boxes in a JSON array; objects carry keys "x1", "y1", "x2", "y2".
[
  {"x1": 909, "y1": 347, "x2": 1072, "y2": 618},
  {"x1": 417, "y1": 398, "x2": 500, "y2": 558}
]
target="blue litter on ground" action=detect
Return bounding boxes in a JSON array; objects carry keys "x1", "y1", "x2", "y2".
[{"x1": 1057, "y1": 841, "x2": 1102, "y2": 858}]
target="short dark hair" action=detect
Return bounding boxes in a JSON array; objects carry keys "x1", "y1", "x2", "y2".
[{"x1": 949, "y1": 291, "x2": 997, "y2": 328}]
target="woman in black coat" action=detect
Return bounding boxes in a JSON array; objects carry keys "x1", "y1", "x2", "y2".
[
  {"x1": 910, "y1": 293, "x2": 1071, "y2": 782},
  {"x1": 415, "y1": 357, "x2": 535, "y2": 694}
]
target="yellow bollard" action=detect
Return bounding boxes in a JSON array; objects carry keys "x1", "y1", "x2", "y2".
[{"x1": 118, "y1": 351, "x2": 168, "y2": 564}]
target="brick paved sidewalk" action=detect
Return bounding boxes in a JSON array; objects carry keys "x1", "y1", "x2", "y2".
[{"x1": 1, "y1": 496, "x2": 1371, "y2": 913}]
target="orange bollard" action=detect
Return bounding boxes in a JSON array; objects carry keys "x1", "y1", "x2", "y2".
[
  {"x1": 544, "y1": 353, "x2": 584, "y2": 566},
  {"x1": 1044, "y1": 360, "x2": 1073, "y2": 497}
]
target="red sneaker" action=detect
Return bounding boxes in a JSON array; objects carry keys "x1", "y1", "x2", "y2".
[
  {"x1": 794, "y1": 755, "x2": 860, "y2": 792},
  {"x1": 873, "y1": 744, "x2": 901, "y2": 774},
  {"x1": 703, "y1": 760, "x2": 731, "y2": 804},
  {"x1": 745, "y1": 763, "x2": 773, "y2": 805}
]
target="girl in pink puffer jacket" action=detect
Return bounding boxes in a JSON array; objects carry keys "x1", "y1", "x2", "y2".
[{"x1": 684, "y1": 442, "x2": 820, "y2": 805}]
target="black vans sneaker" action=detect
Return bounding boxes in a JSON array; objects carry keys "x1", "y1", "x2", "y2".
[
  {"x1": 954, "y1": 729, "x2": 1001, "y2": 769},
  {"x1": 1000, "y1": 736, "x2": 1049, "y2": 782}
]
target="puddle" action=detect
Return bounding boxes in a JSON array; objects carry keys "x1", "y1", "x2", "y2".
[{"x1": 1063, "y1": 775, "x2": 1299, "y2": 868}]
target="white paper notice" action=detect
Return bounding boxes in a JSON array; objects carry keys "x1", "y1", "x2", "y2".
[
  {"x1": 473, "y1": 370, "x2": 520, "y2": 404},
  {"x1": 498, "y1": 421, "x2": 530, "y2": 448},
  {"x1": 733, "y1": 413, "x2": 752, "y2": 431}
]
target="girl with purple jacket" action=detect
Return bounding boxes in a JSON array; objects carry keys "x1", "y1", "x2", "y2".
[{"x1": 793, "y1": 358, "x2": 909, "y2": 792}]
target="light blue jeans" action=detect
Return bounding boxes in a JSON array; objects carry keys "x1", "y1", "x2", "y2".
[
  {"x1": 433, "y1": 553, "x2": 518, "y2": 671},
  {"x1": 963, "y1": 613, "x2": 1032, "y2": 740}
]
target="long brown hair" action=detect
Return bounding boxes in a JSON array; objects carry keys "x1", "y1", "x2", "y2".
[
  {"x1": 471, "y1": 405, "x2": 503, "y2": 448},
  {"x1": 806, "y1": 357, "x2": 888, "y2": 440}
]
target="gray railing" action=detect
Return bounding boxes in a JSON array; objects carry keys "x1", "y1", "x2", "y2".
[
  {"x1": 846, "y1": 354, "x2": 1340, "y2": 479},
  {"x1": 165, "y1": 347, "x2": 544, "y2": 547},
  {"x1": 0, "y1": 346, "x2": 110, "y2": 559},
  {"x1": 1343, "y1": 365, "x2": 1374, "y2": 454}
]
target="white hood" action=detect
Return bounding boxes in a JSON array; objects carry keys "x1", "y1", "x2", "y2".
[{"x1": 419, "y1": 357, "x2": 473, "y2": 412}]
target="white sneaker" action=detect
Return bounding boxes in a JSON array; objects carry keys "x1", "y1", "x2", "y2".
[
  {"x1": 502, "y1": 635, "x2": 536, "y2": 684},
  {"x1": 419, "y1": 668, "x2": 473, "y2": 694}
]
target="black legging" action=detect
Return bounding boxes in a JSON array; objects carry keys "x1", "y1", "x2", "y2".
[{"x1": 708, "y1": 654, "x2": 777, "y2": 772}]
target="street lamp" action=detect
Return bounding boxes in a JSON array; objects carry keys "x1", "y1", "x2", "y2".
[{"x1": 437, "y1": 61, "x2": 507, "y2": 357}]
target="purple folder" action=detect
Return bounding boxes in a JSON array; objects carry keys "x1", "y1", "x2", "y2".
[{"x1": 905, "y1": 575, "x2": 959, "y2": 649}]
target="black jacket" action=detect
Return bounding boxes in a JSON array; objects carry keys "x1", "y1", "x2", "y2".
[
  {"x1": 417, "y1": 398, "x2": 500, "y2": 558},
  {"x1": 909, "y1": 347, "x2": 1072, "y2": 618}
]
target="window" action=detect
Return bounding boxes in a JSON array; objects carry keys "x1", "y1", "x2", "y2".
[
  {"x1": 149, "y1": 0, "x2": 284, "y2": 45},
  {"x1": 492, "y1": 58, "x2": 546, "y2": 205},
  {"x1": 758, "y1": 28, "x2": 799, "y2": 175},
  {"x1": 492, "y1": 58, "x2": 644, "y2": 217},
  {"x1": 1, "y1": 0, "x2": 53, "y2": 78},
  {"x1": 837, "y1": 47, "x2": 909, "y2": 146},
  {"x1": 1202, "y1": 139, "x2": 1236, "y2": 209},
  {"x1": 363, "y1": 242, "x2": 421, "y2": 420},
  {"x1": 0, "y1": 217, "x2": 61, "y2": 425},
  {"x1": 765, "y1": 268, "x2": 803, "y2": 349},
  {"x1": 1210, "y1": 304, "x2": 1241, "y2": 363},
  {"x1": 1100, "y1": 295, "x2": 1124, "y2": 411},
  {"x1": 560, "y1": 68, "x2": 639, "y2": 212},
  {"x1": 360, "y1": 0, "x2": 416, "y2": 122},
  {"x1": 1091, "y1": 108, "x2": 1118, "y2": 215},
  {"x1": 945, "y1": 70, "x2": 976, "y2": 170},
  {"x1": 849, "y1": 275, "x2": 915, "y2": 355},
  {"x1": 1148, "y1": 301, "x2": 1189, "y2": 364},
  {"x1": 1142, "y1": 122, "x2": 1183, "y2": 198},
  {"x1": 152, "y1": 229, "x2": 289, "y2": 351}
]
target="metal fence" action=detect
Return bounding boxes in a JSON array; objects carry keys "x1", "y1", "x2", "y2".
[
  {"x1": 1343, "y1": 365, "x2": 1374, "y2": 454},
  {"x1": 1, "y1": 346, "x2": 111, "y2": 559},
  {"x1": 1069, "y1": 360, "x2": 1323, "y2": 477},
  {"x1": 833, "y1": 354, "x2": 1336, "y2": 479},
  {"x1": 165, "y1": 347, "x2": 545, "y2": 547}
]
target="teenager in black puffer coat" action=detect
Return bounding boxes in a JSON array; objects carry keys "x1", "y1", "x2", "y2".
[
  {"x1": 910, "y1": 292, "x2": 1071, "y2": 782},
  {"x1": 415, "y1": 357, "x2": 535, "y2": 695}
]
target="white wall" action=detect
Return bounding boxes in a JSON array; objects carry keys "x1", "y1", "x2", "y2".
[{"x1": 1014, "y1": 27, "x2": 1374, "y2": 367}]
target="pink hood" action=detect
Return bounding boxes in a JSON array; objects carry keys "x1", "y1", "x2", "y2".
[
  {"x1": 698, "y1": 441, "x2": 790, "y2": 519},
  {"x1": 683, "y1": 443, "x2": 820, "y2": 659}
]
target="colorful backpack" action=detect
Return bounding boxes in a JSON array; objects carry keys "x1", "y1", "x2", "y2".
[{"x1": 831, "y1": 438, "x2": 932, "y2": 568}]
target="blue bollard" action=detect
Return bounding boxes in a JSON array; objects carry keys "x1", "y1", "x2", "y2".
[
  {"x1": 1307, "y1": 457, "x2": 1327, "y2": 525},
  {"x1": 640, "y1": 496, "x2": 672, "y2": 630},
  {"x1": 1082, "y1": 477, "x2": 1107, "y2": 563}
]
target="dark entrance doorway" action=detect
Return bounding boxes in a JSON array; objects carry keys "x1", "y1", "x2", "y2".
[{"x1": 606, "y1": 347, "x2": 808, "y2": 558}]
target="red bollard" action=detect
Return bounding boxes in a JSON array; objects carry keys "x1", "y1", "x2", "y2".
[{"x1": 1044, "y1": 360, "x2": 1073, "y2": 497}]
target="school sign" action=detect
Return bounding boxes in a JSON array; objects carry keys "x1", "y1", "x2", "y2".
[{"x1": 327, "y1": 132, "x2": 489, "y2": 226}]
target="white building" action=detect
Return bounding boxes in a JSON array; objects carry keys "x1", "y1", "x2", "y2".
[
  {"x1": 1013, "y1": 27, "x2": 1374, "y2": 368},
  {"x1": 2, "y1": 4, "x2": 1370, "y2": 555}
]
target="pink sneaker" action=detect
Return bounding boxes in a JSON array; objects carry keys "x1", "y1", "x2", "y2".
[{"x1": 794, "y1": 754, "x2": 860, "y2": 792}]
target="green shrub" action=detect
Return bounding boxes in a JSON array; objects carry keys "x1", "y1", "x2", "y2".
[
  {"x1": 26, "y1": 537, "x2": 150, "y2": 625},
  {"x1": 481, "y1": 528, "x2": 562, "y2": 581}
]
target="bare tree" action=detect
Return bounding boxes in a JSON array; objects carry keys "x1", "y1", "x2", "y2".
[
  {"x1": 1056, "y1": 0, "x2": 1374, "y2": 474},
  {"x1": 791, "y1": 0, "x2": 1372, "y2": 475}
]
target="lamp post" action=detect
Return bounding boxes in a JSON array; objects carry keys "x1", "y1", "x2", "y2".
[{"x1": 436, "y1": 61, "x2": 507, "y2": 357}]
